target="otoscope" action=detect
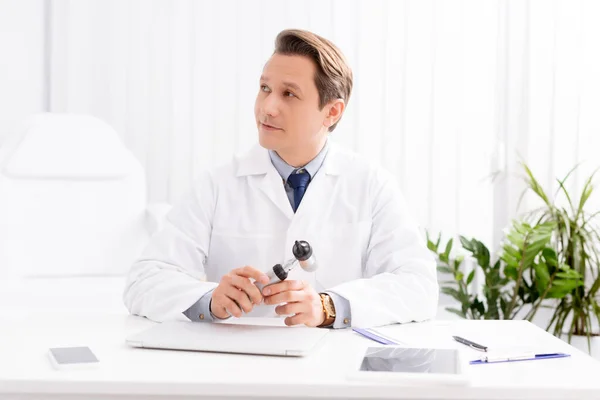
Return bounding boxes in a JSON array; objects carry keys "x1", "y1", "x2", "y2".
[{"x1": 255, "y1": 240, "x2": 318, "y2": 292}]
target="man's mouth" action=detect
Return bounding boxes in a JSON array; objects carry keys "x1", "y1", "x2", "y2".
[{"x1": 260, "y1": 122, "x2": 283, "y2": 131}]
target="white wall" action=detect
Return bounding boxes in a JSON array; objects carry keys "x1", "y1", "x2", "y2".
[
  {"x1": 0, "y1": 0, "x2": 46, "y2": 142},
  {"x1": 3, "y1": 0, "x2": 600, "y2": 252}
]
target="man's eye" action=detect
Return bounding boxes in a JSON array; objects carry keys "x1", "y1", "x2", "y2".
[
  {"x1": 284, "y1": 91, "x2": 296, "y2": 98},
  {"x1": 260, "y1": 85, "x2": 270, "y2": 92}
]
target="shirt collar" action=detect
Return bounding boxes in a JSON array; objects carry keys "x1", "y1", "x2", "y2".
[{"x1": 268, "y1": 140, "x2": 330, "y2": 182}]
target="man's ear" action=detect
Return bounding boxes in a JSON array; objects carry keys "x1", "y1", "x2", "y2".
[{"x1": 323, "y1": 99, "x2": 345, "y2": 129}]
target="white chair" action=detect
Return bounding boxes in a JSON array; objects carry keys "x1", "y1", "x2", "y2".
[{"x1": 0, "y1": 113, "x2": 170, "y2": 279}]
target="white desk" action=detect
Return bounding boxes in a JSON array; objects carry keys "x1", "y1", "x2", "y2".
[{"x1": 1, "y1": 279, "x2": 600, "y2": 400}]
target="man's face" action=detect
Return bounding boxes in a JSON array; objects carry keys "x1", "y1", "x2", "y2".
[{"x1": 254, "y1": 54, "x2": 329, "y2": 155}]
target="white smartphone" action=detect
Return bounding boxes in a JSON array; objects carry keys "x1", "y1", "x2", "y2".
[{"x1": 48, "y1": 347, "x2": 99, "y2": 370}]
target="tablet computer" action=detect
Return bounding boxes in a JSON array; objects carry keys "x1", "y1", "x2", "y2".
[{"x1": 348, "y1": 347, "x2": 470, "y2": 386}]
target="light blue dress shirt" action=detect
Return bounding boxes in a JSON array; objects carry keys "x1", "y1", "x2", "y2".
[
  {"x1": 268, "y1": 141, "x2": 329, "y2": 210},
  {"x1": 184, "y1": 141, "x2": 352, "y2": 329}
]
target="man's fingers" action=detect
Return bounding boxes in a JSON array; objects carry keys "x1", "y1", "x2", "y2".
[
  {"x1": 211, "y1": 305, "x2": 230, "y2": 320},
  {"x1": 234, "y1": 266, "x2": 269, "y2": 284},
  {"x1": 219, "y1": 297, "x2": 243, "y2": 318},
  {"x1": 262, "y1": 280, "x2": 306, "y2": 296},
  {"x1": 264, "y1": 289, "x2": 305, "y2": 305},
  {"x1": 229, "y1": 275, "x2": 263, "y2": 304},
  {"x1": 275, "y1": 302, "x2": 308, "y2": 316},
  {"x1": 226, "y1": 288, "x2": 254, "y2": 313},
  {"x1": 284, "y1": 313, "x2": 307, "y2": 326}
]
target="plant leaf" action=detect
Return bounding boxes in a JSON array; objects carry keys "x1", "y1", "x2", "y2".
[
  {"x1": 547, "y1": 279, "x2": 584, "y2": 298},
  {"x1": 576, "y1": 169, "x2": 598, "y2": 220},
  {"x1": 533, "y1": 262, "x2": 550, "y2": 293},
  {"x1": 467, "y1": 270, "x2": 476, "y2": 285},
  {"x1": 445, "y1": 307, "x2": 467, "y2": 319},
  {"x1": 460, "y1": 236, "x2": 476, "y2": 252},
  {"x1": 441, "y1": 287, "x2": 460, "y2": 299},
  {"x1": 522, "y1": 163, "x2": 552, "y2": 207},
  {"x1": 542, "y1": 248, "x2": 558, "y2": 267},
  {"x1": 443, "y1": 238, "x2": 453, "y2": 261},
  {"x1": 504, "y1": 265, "x2": 518, "y2": 280},
  {"x1": 437, "y1": 266, "x2": 454, "y2": 274}
]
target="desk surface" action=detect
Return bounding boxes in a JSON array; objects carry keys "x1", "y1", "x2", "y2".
[{"x1": 1, "y1": 278, "x2": 600, "y2": 400}]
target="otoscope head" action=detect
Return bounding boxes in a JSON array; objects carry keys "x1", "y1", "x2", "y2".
[
  {"x1": 293, "y1": 240, "x2": 318, "y2": 272},
  {"x1": 293, "y1": 240, "x2": 312, "y2": 261}
]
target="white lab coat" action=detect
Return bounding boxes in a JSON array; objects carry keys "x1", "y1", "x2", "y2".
[{"x1": 124, "y1": 141, "x2": 438, "y2": 327}]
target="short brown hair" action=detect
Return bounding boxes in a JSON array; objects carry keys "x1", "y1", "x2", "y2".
[{"x1": 274, "y1": 29, "x2": 353, "y2": 132}]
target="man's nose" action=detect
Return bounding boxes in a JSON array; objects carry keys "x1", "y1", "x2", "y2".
[{"x1": 261, "y1": 94, "x2": 280, "y2": 117}]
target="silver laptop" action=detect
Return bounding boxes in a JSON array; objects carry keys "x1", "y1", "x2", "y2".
[{"x1": 126, "y1": 320, "x2": 329, "y2": 357}]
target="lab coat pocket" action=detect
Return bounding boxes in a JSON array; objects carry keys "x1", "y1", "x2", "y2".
[{"x1": 313, "y1": 220, "x2": 371, "y2": 291}]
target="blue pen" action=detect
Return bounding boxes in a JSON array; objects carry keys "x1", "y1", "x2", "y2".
[{"x1": 470, "y1": 352, "x2": 570, "y2": 365}]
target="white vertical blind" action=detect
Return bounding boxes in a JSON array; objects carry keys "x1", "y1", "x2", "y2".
[{"x1": 46, "y1": 0, "x2": 600, "y2": 250}]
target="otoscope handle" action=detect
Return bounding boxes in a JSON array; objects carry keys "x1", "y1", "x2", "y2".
[{"x1": 255, "y1": 263, "x2": 288, "y2": 292}]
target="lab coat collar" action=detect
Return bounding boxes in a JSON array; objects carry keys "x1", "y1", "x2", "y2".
[{"x1": 236, "y1": 140, "x2": 343, "y2": 177}]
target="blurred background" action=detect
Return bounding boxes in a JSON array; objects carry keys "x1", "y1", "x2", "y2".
[{"x1": 2, "y1": 0, "x2": 600, "y2": 254}]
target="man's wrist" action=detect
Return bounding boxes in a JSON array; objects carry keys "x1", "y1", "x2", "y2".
[
  {"x1": 209, "y1": 298, "x2": 231, "y2": 320},
  {"x1": 183, "y1": 289, "x2": 217, "y2": 322},
  {"x1": 318, "y1": 293, "x2": 336, "y2": 327}
]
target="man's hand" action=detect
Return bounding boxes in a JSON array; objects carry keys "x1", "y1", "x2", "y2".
[
  {"x1": 263, "y1": 280, "x2": 325, "y2": 327},
  {"x1": 210, "y1": 266, "x2": 269, "y2": 319}
]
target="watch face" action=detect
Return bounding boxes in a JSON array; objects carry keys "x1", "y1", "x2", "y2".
[{"x1": 323, "y1": 296, "x2": 335, "y2": 316}]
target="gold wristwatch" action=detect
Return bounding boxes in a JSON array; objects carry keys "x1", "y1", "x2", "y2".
[{"x1": 318, "y1": 293, "x2": 336, "y2": 327}]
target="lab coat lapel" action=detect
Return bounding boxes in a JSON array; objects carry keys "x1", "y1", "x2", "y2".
[
  {"x1": 236, "y1": 144, "x2": 294, "y2": 221},
  {"x1": 293, "y1": 142, "x2": 343, "y2": 221},
  {"x1": 255, "y1": 169, "x2": 294, "y2": 220}
]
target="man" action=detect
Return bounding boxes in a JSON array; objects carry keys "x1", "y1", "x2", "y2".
[{"x1": 124, "y1": 29, "x2": 438, "y2": 329}]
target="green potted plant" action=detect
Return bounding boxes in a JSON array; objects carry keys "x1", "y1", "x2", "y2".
[
  {"x1": 429, "y1": 220, "x2": 582, "y2": 322},
  {"x1": 520, "y1": 164, "x2": 600, "y2": 355},
  {"x1": 430, "y1": 163, "x2": 599, "y2": 356}
]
